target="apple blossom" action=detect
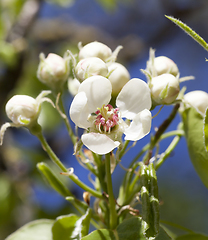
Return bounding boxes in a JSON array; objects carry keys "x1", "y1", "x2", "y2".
[
  {"x1": 69, "y1": 75, "x2": 152, "y2": 155},
  {"x1": 0, "y1": 91, "x2": 52, "y2": 145},
  {"x1": 37, "y1": 52, "x2": 70, "y2": 91},
  {"x1": 183, "y1": 90, "x2": 208, "y2": 116},
  {"x1": 146, "y1": 48, "x2": 179, "y2": 77},
  {"x1": 78, "y1": 41, "x2": 123, "y2": 64},
  {"x1": 153, "y1": 56, "x2": 179, "y2": 77},
  {"x1": 150, "y1": 73, "x2": 180, "y2": 105},
  {"x1": 79, "y1": 41, "x2": 112, "y2": 62},
  {"x1": 68, "y1": 78, "x2": 81, "y2": 96},
  {"x1": 108, "y1": 62, "x2": 130, "y2": 96},
  {"x1": 75, "y1": 57, "x2": 108, "y2": 82}
]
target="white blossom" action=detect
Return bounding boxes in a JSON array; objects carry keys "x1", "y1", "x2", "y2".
[
  {"x1": 152, "y1": 56, "x2": 179, "y2": 77},
  {"x1": 0, "y1": 91, "x2": 52, "y2": 145},
  {"x1": 79, "y1": 42, "x2": 112, "y2": 62},
  {"x1": 69, "y1": 76, "x2": 152, "y2": 155},
  {"x1": 184, "y1": 90, "x2": 208, "y2": 116},
  {"x1": 150, "y1": 73, "x2": 180, "y2": 105},
  {"x1": 108, "y1": 62, "x2": 130, "y2": 96},
  {"x1": 75, "y1": 57, "x2": 108, "y2": 82},
  {"x1": 37, "y1": 53, "x2": 70, "y2": 90}
]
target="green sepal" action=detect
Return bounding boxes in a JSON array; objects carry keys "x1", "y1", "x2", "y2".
[
  {"x1": 37, "y1": 162, "x2": 73, "y2": 197},
  {"x1": 182, "y1": 107, "x2": 208, "y2": 188},
  {"x1": 5, "y1": 219, "x2": 54, "y2": 240},
  {"x1": 52, "y1": 209, "x2": 92, "y2": 240},
  {"x1": 159, "y1": 83, "x2": 169, "y2": 101}
]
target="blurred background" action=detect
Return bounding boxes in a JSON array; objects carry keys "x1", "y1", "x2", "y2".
[{"x1": 1, "y1": 0, "x2": 208, "y2": 239}]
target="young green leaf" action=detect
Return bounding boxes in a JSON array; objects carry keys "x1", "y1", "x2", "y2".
[
  {"x1": 81, "y1": 229, "x2": 116, "y2": 240},
  {"x1": 5, "y1": 219, "x2": 54, "y2": 240},
  {"x1": 166, "y1": 15, "x2": 208, "y2": 52},
  {"x1": 52, "y1": 209, "x2": 92, "y2": 240},
  {"x1": 37, "y1": 162, "x2": 72, "y2": 197},
  {"x1": 182, "y1": 108, "x2": 208, "y2": 188}
]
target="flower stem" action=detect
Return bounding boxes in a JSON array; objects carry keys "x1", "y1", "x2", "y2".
[
  {"x1": 105, "y1": 153, "x2": 117, "y2": 229},
  {"x1": 155, "y1": 135, "x2": 182, "y2": 170},
  {"x1": 118, "y1": 140, "x2": 130, "y2": 159},
  {"x1": 57, "y1": 91, "x2": 77, "y2": 145},
  {"x1": 34, "y1": 128, "x2": 103, "y2": 199},
  {"x1": 143, "y1": 103, "x2": 180, "y2": 164}
]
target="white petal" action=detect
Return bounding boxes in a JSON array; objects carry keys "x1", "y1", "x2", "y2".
[
  {"x1": 69, "y1": 92, "x2": 91, "y2": 129},
  {"x1": 81, "y1": 133, "x2": 120, "y2": 155},
  {"x1": 116, "y1": 78, "x2": 152, "y2": 119},
  {"x1": 78, "y1": 76, "x2": 112, "y2": 113},
  {"x1": 124, "y1": 109, "x2": 152, "y2": 141}
]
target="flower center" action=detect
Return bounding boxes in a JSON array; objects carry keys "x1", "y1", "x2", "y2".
[{"x1": 94, "y1": 104, "x2": 119, "y2": 133}]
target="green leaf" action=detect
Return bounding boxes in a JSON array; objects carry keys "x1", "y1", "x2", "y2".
[
  {"x1": 52, "y1": 209, "x2": 92, "y2": 240},
  {"x1": 165, "y1": 15, "x2": 208, "y2": 52},
  {"x1": 5, "y1": 219, "x2": 54, "y2": 240},
  {"x1": 52, "y1": 214, "x2": 79, "y2": 240},
  {"x1": 81, "y1": 229, "x2": 116, "y2": 240},
  {"x1": 117, "y1": 217, "x2": 145, "y2": 240},
  {"x1": 176, "y1": 233, "x2": 208, "y2": 240},
  {"x1": 82, "y1": 217, "x2": 172, "y2": 240},
  {"x1": 182, "y1": 108, "x2": 208, "y2": 188},
  {"x1": 37, "y1": 162, "x2": 72, "y2": 197}
]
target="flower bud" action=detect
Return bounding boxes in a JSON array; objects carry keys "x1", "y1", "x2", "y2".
[
  {"x1": 68, "y1": 78, "x2": 80, "y2": 96},
  {"x1": 108, "y1": 62, "x2": 130, "y2": 96},
  {"x1": 37, "y1": 53, "x2": 70, "y2": 91},
  {"x1": 153, "y1": 56, "x2": 179, "y2": 77},
  {"x1": 184, "y1": 90, "x2": 208, "y2": 115},
  {"x1": 75, "y1": 57, "x2": 108, "y2": 82},
  {"x1": 150, "y1": 73, "x2": 180, "y2": 105},
  {"x1": 79, "y1": 41, "x2": 112, "y2": 62},
  {"x1": 5, "y1": 95, "x2": 40, "y2": 126}
]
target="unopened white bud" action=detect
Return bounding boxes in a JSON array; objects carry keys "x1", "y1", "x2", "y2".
[
  {"x1": 79, "y1": 41, "x2": 112, "y2": 62},
  {"x1": 75, "y1": 57, "x2": 108, "y2": 82},
  {"x1": 68, "y1": 78, "x2": 80, "y2": 96},
  {"x1": 153, "y1": 56, "x2": 179, "y2": 77},
  {"x1": 6, "y1": 95, "x2": 40, "y2": 126},
  {"x1": 150, "y1": 73, "x2": 180, "y2": 105},
  {"x1": 37, "y1": 53, "x2": 70, "y2": 91},
  {"x1": 108, "y1": 62, "x2": 130, "y2": 95},
  {"x1": 184, "y1": 90, "x2": 208, "y2": 115}
]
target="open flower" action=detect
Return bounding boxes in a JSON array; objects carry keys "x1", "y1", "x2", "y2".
[{"x1": 69, "y1": 76, "x2": 152, "y2": 155}]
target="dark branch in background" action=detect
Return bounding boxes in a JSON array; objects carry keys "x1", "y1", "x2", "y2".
[
  {"x1": 0, "y1": 0, "x2": 43, "y2": 170},
  {"x1": 0, "y1": 0, "x2": 43, "y2": 121}
]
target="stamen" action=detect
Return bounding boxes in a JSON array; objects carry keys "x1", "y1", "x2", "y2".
[{"x1": 93, "y1": 104, "x2": 119, "y2": 134}]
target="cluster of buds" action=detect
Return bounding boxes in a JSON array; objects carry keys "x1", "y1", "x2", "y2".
[
  {"x1": 145, "y1": 48, "x2": 180, "y2": 106},
  {"x1": 70, "y1": 41, "x2": 130, "y2": 96}
]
